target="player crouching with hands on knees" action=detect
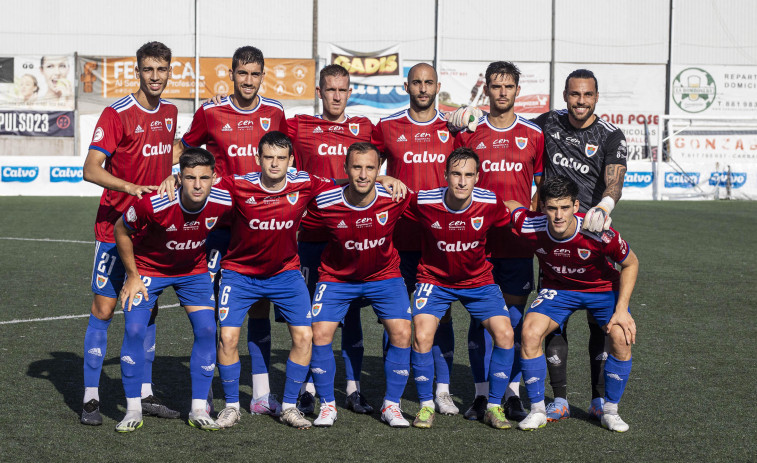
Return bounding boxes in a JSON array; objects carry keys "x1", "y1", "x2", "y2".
[{"x1": 505, "y1": 175, "x2": 638, "y2": 432}]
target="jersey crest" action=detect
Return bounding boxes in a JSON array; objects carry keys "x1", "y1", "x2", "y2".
[
  {"x1": 376, "y1": 210, "x2": 388, "y2": 225},
  {"x1": 287, "y1": 191, "x2": 299, "y2": 205},
  {"x1": 205, "y1": 217, "x2": 217, "y2": 229},
  {"x1": 437, "y1": 129, "x2": 449, "y2": 143},
  {"x1": 96, "y1": 275, "x2": 108, "y2": 289},
  {"x1": 578, "y1": 248, "x2": 591, "y2": 260},
  {"x1": 165, "y1": 118, "x2": 173, "y2": 131},
  {"x1": 415, "y1": 297, "x2": 428, "y2": 309},
  {"x1": 585, "y1": 144, "x2": 598, "y2": 157},
  {"x1": 515, "y1": 137, "x2": 527, "y2": 149},
  {"x1": 471, "y1": 216, "x2": 484, "y2": 230},
  {"x1": 311, "y1": 303, "x2": 322, "y2": 317},
  {"x1": 219, "y1": 307, "x2": 228, "y2": 321},
  {"x1": 349, "y1": 123, "x2": 360, "y2": 136},
  {"x1": 260, "y1": 117, "x2": 271, "y2": 131}
]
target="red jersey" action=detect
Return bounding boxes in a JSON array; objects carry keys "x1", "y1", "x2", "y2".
[
  {"x1": 217, "y1": 171, "x2": 335, "y2": 277},
  {"x1": 510, "y1": 208, "x2": 630, "y2": 292},
  {"x1": 181, "y1": 96, "x2": 287, "y2": 177},
  {"x1": 455, "y1": 114, "x2": 544, "y2": 259},
  {"x1": 123, "y1": 187, "x2": 233, "y2": 277},
  {"x1": 89, "y1": 94, "x2": 177, "y2": 243},
  {"x1": 404, "y1": 187, "x2": 511, "y2": 288},
  {"x1": 287, "y1": 114, "x2": 374, "y2": 242},
  {"x1": 371, "y1": 109, "x2": 453, "y2": 251},
  {"x1": 301, "y1": 184, "x2": 410, "y2": 283}
]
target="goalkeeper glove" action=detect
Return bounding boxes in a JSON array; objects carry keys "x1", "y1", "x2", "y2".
[
  {"x1": 447, "y1": 106, "x2": 483, "y2": 132},
  {"x1": 582, "y1": 197, "x2": 615, "y2": 232}
]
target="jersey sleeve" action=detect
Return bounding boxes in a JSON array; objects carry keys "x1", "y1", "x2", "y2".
[
  {"x1": 530, "y1": 112, "x2": 548, "y2": 130},
  {"x1": 533, "y1": 131, "x2": 545, "y2": 176},
  {"x1": 492, "y1": 200, "x2": 511, "y2": 228},
  {"x1": 601, "y1": 228, "x2": 630, "y2": 263},
  {"x1": 275, "y1": 110, "x2": 288, "y2": 134},
  {"x1": 89, "y1": 107, "x2": 123, "y2": 157},
  {"x1": 300, "y1": 202, "x2": 322, "y2": 231},
  {"x1": 310, "y1": 175, "x2": 338, "y2": 196},
  {"x1": 401, "y1": 193, "x2": 419, "y2": 222},
  {"x1": 371, "y1": 122, "x2": 387, "y2": 154},
  {"x1": 453, "y1": 130, "x2": 469, "y2": 150},
  {"x1": 212, "y1": 176, "x2": 237, "y2": 199},
  {"x1": 181, "y1": 106, "x2": 209, "y2": 148},
  {"x1": 122, "y1": 196, "x2": 153, "y2": 232},
  {"x1": 603, "y1": 129, "x2": 628, "y2": 167},
  {"x1": 509, "y1": 207, "x2": 531, "y2": 235}
]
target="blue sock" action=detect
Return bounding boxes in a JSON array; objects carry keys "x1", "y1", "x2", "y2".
[
  {"x1": 121, "y1": 310, "x2": 150, "y2": 398},
  {"x1": 521, "y1": 355, "x2": 547, "y2": 404},
  {"x1": 509, "y1": 305, "x2": 525, "y2": 385},
  {"x1": 188, "y1": 310, "x2": 217, "y2": 401},
  {"x1": 384, "y1": 344, "x2": 411, "y2": 403},
  {"x1": 411, "y1": 349, "x2": 434, "y2": 403},
  {"x1": 83, "y1": 315, "x2": 111, "y2": 388},
  {"x1": 433, "y1": 320, "x2": 454, "y2": 384},
  {"x1": 604, "y1": 355, "x2": 632, "y2": 404},
  {"x1": 283, "y1": 359, "x2": 309, "y2": 404},
  {"x1": 142, "y1": 317, "x2": 156, "y2": 388},
  {"x1": 248, "y1": 318, "x2": 271, "y2": 375},
  {"x1": 467, "y1": 316, "x2": 492, "y2": 383},
  {"x1": 488, "y1": 346, "x2": 514, "y2": 404},
  {"x1": 341, "y1": 305, "x2": 364, "y2": 382},
  {"x1": 218, "y1": 361, "x2": 241, "y2": 404},
  {"x1": 311, "y1": 343, "x2": 336, "y2": 402},
  {"x1": 382, "y1": 329, "x2": 390, "y2": 359}
]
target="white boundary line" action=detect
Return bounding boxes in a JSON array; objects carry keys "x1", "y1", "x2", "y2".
[
  {"x1": 0, "y1": 237, "x2": 94, "y2": 244},
  {"x1": 0, "y1": 303, "x2": 181, "y2": 325}
]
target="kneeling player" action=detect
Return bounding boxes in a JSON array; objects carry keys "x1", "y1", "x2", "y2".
[
  {"x1": 302, "y1": 142, "x2": 412, "y2": 427},
  {"x1": 507, "y1": 176, "x2": 638, "y2": 432},
  {"x1": 114, "y1": 148, "x2": 231, "y2": 432},
  {"x1": 405, "y1": 147, "x2": 515, "y2": 429}
]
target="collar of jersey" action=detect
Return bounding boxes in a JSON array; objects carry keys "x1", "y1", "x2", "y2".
[
  {"x1": 176, "y1": 187, "x2": 209, "y2": 214},
  {"x1": 546, "y1": 215, "x2": 581, "y2": 243},
  {"x1": 405, "y1": 109, "x2": 442, "y2": 126},
  {"x1": 441, "y1": 187, "x2": 473, "y2": 214},
  {"x1": 228, "y1": 96, "x2": 261, "y2": 114},
  {"x1": 316, "y1": 114, "x2": 351, "y2": 122},
  {"x1": 485, "y1": 114, "x2": 518, "y2": 132},
  {"x1": 257, "y1": 176, "x2": 288, "y2": 194},
  {"x1": 129, "y1": 93, "x2": 161, "y2": 114},
  {"x1": 340, "y1": 184, "x2": 378, "y2": 211}
]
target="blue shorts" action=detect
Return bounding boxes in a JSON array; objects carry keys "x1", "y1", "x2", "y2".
[
  {"x1": 311, "y1": 278, "x2": 411, "y2": 323},
  {"x1": 399, "y1": 251, "x2": 422, "y2": 295},
  {"x1": 127, "y1": 272, "x2": 214, "y2": 311},
  {"x1": 527, "y1": 289, "x2": 627, "y2": 330},
  {"x1": 91, "y1": 241, "x2": 126, "y2": 298},
  {"x1": 412, "y1": 282, "x2": 510, "y2": 323},
  {"x1": 218, "y1": 269, "x2": 311, "y2": 327},
  {"x1": 297, "y1": 241, "x2": 328, "y2": 296},
  {"x1": 206, "y1": 228, "x2": 231, "y2": 274},
  {"x1": 490, "y1": 257, "x2": 535, "y2": 297}
]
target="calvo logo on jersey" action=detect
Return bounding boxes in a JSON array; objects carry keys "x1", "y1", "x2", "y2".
[
  {"x1": 376, "y1": 211, "x2": 388, "y2": 225},
  {"x1": 260, "y1": 118, "x2": 271, "y2": 131},
  {"x1": 578, "y1": 248, "x2": 591, "y2": 260},
  {"x1": 437, "y1": 130, "x2": 450, "y2": 143},
  {"x1": 585, "y1": 144, "x2": 598, "y2": 157},
  {"x1": 515, "y1": 137, "x2": 528, "y2": 150},
  {"x1": 287, "y1": 191, "x2": 299, "y2": 205},
  {"x1": 471, "y1": 216, "x2": 484, "y2": 230},
  {"x1": 205, "y1": 217, "x2": 218, "y2": 229},
  {"x1": 415, "y1": 297, "x2": 427, "y2": 310},
  {"x1": 165, "y1": 118, "x2": 173, "y2": 132},
  {"x1": 349, "y1": 123, "x2": 360, "y2": 136},
  {"x1": 311, "y1": 303, "x2": 322, "y2": 317},
  {"x1": 2, "y1": 166, "x2": 38, "y2": 182}
]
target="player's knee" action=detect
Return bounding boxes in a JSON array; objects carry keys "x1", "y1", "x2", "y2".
[
  {"x1": 91, "y1": 298, "x2": 116, "y2": 320},
  {"x1": 124, "y1": 321, "x2": 147, "y2": 341},
  {"x1": 387, "y1": 324, "x2": 411, "y2": 348},
  {"x1": 193, "y1": 322, "x2": 216, "y2": 341},
  {"x1": 218, "y1": 330, "x2": 239, "y2": 354},
  {"x1": 292, "y1": 326, "x2": 313, "y2": 348},
  {"x1": 312, "y1": 324, "x2": 334, "y2": 345},
  {"x1": 491, "y1": 326, "x2": 514, "y2": 349},
  {"x1": 412, "y1": 328, "x2": 435, "y2": 352},
  {"x1": 520, "y1": 325, "x2": 543, "y2": 352}
]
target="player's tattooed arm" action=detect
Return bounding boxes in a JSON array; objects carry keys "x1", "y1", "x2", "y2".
[{"x1": 603, "y1": 164, "x2": 626, "y2": 203}]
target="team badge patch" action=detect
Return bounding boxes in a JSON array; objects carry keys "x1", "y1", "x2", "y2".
[
  {"x1": 530, "y1": 298, "x2": 543, "y2": 308},
  {"x1": 578, "y1": 248, "x2": 591, "y2": 260},
  {"x1": 96, "y1": 275, "x2": 108, "y2": 289},
  {"x1": 219, "y1": 307, "x2": 229, "y2": 321},
  {"x1": 287, "y1": 192, "x2": 299, "y2": 205},
  {"x1": 515, "y1": 137, "x2": 528, "y2": 150},
  {"x1": 471, "y1": 216, "x2": 484, "y2": 230},
  {"x1": 585, "y1": 144, "x2": 598, "y2": 157},
  {"x1": 311, "y1": 303, "x2": 322, "y2": 317},
  {"x1": 165, "y1": 118, "x2": 173, "y2": 132},
  {"x1": 126, "y1": 206, "x2": 137, "y2": 223},
  {"x1": 349, "y1": 123, "x2": 360, "y2": 136},
  {"x1": 437, "y1": 130, "x2": 450, "y2": 143},
  {"x1": 376, "y1": 211, "x2": 388, "y2": 225},
  {"x1": 601, "y1": 229, "x2": 616, "y2": 244},
  {"x1": 260, "y1": 118, "x2": 271, "y2": 131},
  {"x1": 415, "y1": 297, "x2": 427, "y2": 310},
  {"x1": 132, "y1": 293, "x2": 143, "y2": 306},
  {"x1": 205, "y1": 217, "x2": 217, "y2": 229}
]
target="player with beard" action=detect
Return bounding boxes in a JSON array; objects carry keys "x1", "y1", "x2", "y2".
[{"x1": 371, "y1": 63, "x2": 460, "y2": 416}]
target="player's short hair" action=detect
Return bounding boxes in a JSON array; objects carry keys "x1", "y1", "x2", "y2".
[
  {"x1": 319, "y1": 64, "x2": 350, "y2": 89},
  {"x1": 564, "y1": 69, "x2": 598, "y2": 93},
  {"x1": 258, "y1": 131, "x2": 292, "y2": 156},
  {"x1": 232, "y1": 46, "x2": 264, "y2": 71},
  {"x1": 485, "y1": 61, "x2": 521, "y2": 86},
  {"x1": 136, "y1": 41, "x2": 172, "y2": 67},
  {"x1": 540, "y1": 175, "x2": 580, "y2": 203},
  {"x1": 446, "y1": 147, "x2": 480, "y2": 172},
  {"x1": 345, "y1": 142, "x2": 379, "y2": 166},
  {"x1": 179, "y1": 147, "x2": 215, "y2": 171}
]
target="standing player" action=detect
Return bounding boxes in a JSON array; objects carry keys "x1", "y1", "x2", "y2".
[
  {"x1": 405, "y1": 147, "x2": 515, "y2": 429},
  {"x1": 454, "y1": 61, "x2": 543, "y2": 421},
  {"x1": 371, "y1": 63, "x2": 460, "y2": 416},
  {"x1": 81, "y1": 41, "x2": 179, "y2": 425},
  {"x1": 174, "y1": 46, "x2": 288, "y2": 416},
  {"x1": 286, "y1": 64, "x2": 375, "y2": 414},
  {"x1": 506, "y1": 175, "x2": 638, "y2": 432},
  {"x1": 113, "y1": 148, "x2": 231, "y2": 432},
  {"x1": 531, "y1": 69, "x2": 627, "y2": 421},
  {"x1": 301, "y1": 142, "x2": 412, "y2": 427}
]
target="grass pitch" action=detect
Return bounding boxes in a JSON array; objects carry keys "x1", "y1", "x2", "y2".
[{"x1": 0, "y1": 198, "x2": 755, "y2": 462}]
